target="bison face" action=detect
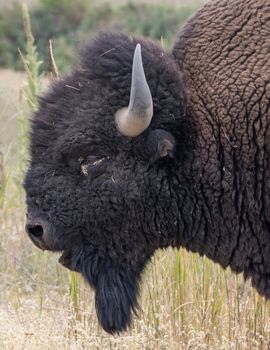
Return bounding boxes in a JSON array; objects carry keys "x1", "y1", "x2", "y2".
[{"x1": 24, "y1": 33, "x2": 190, "y2": 333}]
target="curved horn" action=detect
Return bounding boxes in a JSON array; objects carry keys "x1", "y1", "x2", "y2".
[{"x1": 115, "y1": 43, "x2": 153, "y2": 137}]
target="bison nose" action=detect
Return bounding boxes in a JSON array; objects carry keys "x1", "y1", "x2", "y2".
[{"x1": 25, "y1": 219, "x2": 49, "y2": 251}]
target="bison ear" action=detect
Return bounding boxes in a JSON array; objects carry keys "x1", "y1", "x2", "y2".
[{"x1": 146, "y1": 129, "x2": 176, "y2": 162}]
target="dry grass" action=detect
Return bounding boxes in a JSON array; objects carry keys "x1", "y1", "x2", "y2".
[{"x1": 0, "y1": 70, "x2": 26, "y2": 149}]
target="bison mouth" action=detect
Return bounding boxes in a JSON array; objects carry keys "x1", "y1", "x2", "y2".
[
  {"x1": 57, "y1": 245, "x2": 143, "y2": 333},
  {"x1": 58, "y1": 249, "x2": 77, "y2": 271}
]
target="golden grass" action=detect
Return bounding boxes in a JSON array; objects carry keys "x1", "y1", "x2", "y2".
[{"x1": 0, "y1": 70, "x2": 26, "y2": 150}]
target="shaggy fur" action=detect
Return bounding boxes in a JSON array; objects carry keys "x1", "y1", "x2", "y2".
[
  {"x1": 24, "y1": 0, "x2": 270, "y2": 333},
  {"x1": 172, "y1": 0, "x2": 270, "y2": 297}
]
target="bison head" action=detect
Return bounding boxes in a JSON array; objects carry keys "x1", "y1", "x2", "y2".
[{"x1": 24, "y1": 32, "x2": 192, "y2": 333}]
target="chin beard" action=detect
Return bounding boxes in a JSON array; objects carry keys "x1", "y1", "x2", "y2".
[
  {"x1": 94, "y1": 265, "x2": 140, "y2": 333},
  {"x1": 59, "y1": 246, "x2": 145, "y2": 333}
]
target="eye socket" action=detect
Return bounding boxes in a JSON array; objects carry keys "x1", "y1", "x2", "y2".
[{"x1": 78, "y1": 155, "x2": 108, "y2": 176}]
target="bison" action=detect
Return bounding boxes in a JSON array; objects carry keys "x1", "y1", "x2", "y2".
[{"x1": 24, "y1": 0, "x2": 270, "y2": 333}]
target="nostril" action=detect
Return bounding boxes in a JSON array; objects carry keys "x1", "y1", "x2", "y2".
[
  {"x1": 26, "y1": 224, "x2": 44, "y2": 238},
  {"x1": 25, "y1": 219, "x2": 49, "y2": 251}
]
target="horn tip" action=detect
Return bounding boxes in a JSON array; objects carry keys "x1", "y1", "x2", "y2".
[{"x1": 135, "y1": 43, "x2": 141, "y2": 53}]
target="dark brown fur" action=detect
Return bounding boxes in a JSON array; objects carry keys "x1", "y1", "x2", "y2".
[{"x1": 173, "y1": 0, "x2": 270, "y2": 296}]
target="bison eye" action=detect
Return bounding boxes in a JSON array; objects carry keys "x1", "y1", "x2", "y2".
[{"x1": 78, "y1": 156, "x2": 107, "y2": 176}]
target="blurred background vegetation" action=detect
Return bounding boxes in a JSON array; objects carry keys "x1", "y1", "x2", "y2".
[{"x1": 0, "y1": 0, "x2": 205, "y2": 73}]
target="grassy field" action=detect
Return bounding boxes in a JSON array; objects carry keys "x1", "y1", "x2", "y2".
[
  {"x1": 1, "y1": 1, "x2": 270, "y2": 348},
  {"x1": 0, "y1": 70, "x2": 25, "y2": 148}
]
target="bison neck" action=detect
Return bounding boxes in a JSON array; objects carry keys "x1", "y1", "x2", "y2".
[{"x1": 169, "y1": 0, "x2": 270, "y2": 297}]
